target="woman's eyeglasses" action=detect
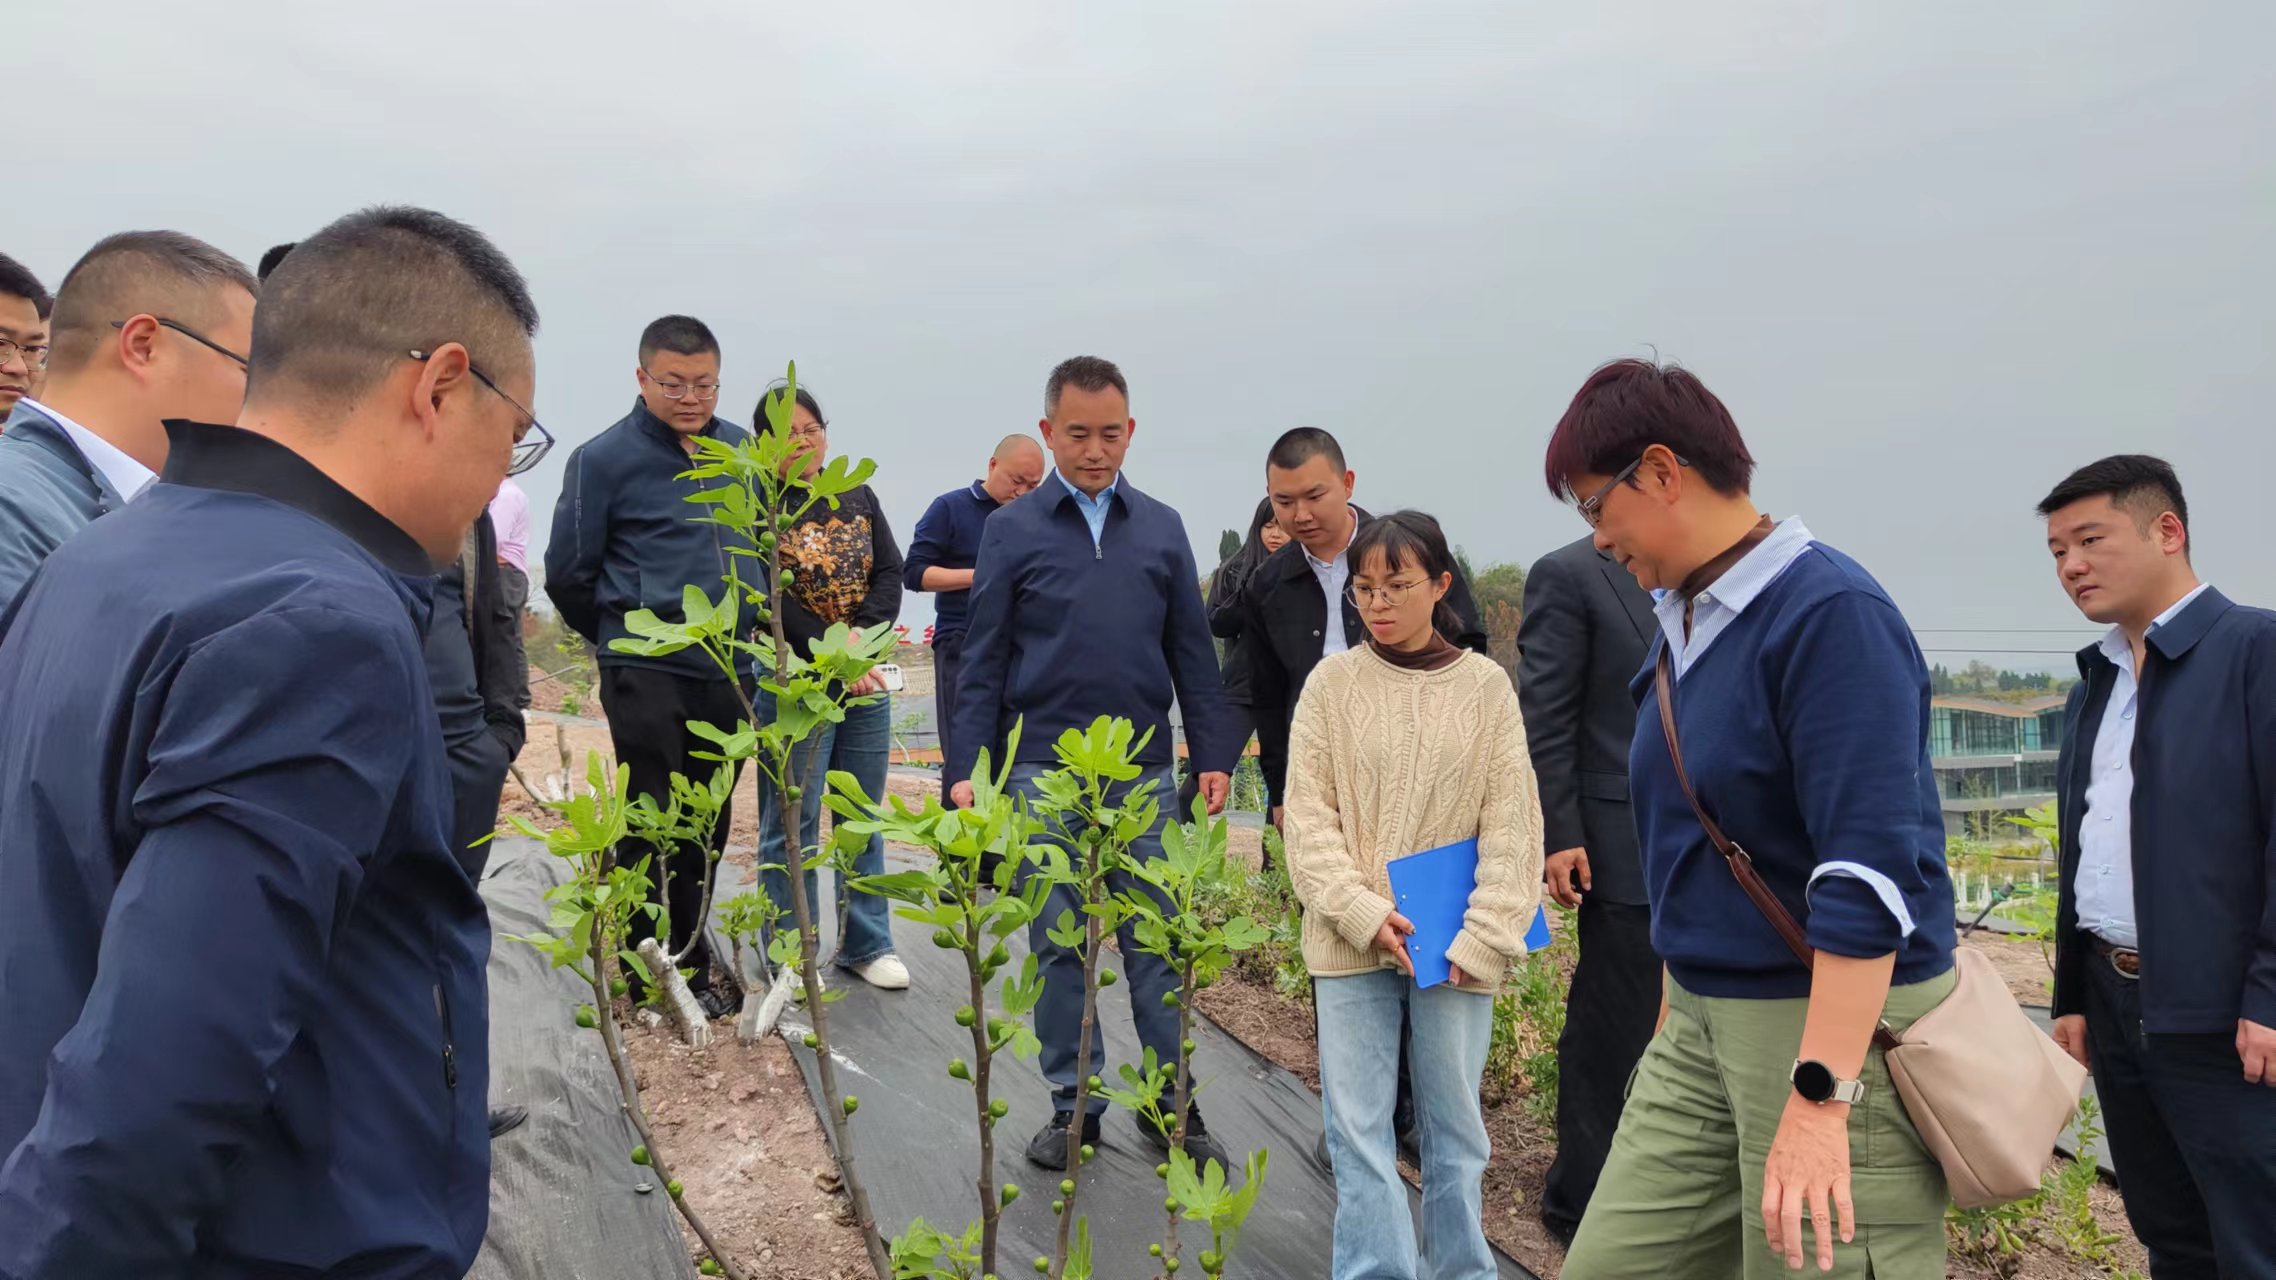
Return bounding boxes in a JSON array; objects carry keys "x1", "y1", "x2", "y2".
[
  {"x1": 1577, "y1": 457, "x2": 1645, "y2": 528},
  {"x1": 1347, "y1": 578, "x2": 1428, "y2": 609},
  {"x1": 1576, "y1": 452, "x2": 1690, "y2": 527}
]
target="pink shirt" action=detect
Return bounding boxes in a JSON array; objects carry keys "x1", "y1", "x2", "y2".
[{"x1": 488, "y1": 478, "x2": 530, "y2": 574}]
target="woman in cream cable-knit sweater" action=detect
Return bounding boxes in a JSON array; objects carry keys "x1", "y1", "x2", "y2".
[{"x1": 1284, "y1": 510, "x2": 1544, "y2": 1280}]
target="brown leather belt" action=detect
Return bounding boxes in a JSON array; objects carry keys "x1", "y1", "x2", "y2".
[{"x1": 2091, "y1": 935, "x2": 2141, "y2": 978}]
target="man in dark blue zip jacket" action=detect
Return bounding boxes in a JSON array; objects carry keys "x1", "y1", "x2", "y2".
[
  {"x1": 545, "y1": 315, "x2": 750, "y2": 1012},
  {"x1": 2040, "y1": 455, "x2": 2276, "y2": 1280},
  {"x1": 949, "y1": 356, "x2": 1239, "y2": 1173},
  {"x1": 0, "y1": 205, "x2": 538, "y2": 1279}
]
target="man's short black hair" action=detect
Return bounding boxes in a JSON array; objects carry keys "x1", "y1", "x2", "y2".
[
  {"x1": 246, "y1": 206, "x2": 537, "y2": 410},
  {"x1": 0, "y1": 252, "x2": 52, "y2": 319},
  {"x1": 639, "y1": 315, "x2": 719, "y2": 364},
  {"x1": 48, "y1": 231, "x2": 257, "y2": 375},
  {"x1": 2037, "y1": 454, "x2": 2190, "y2": 544},
  {"x1": 1267, "y1": 426, "x2": 1345, "y2": 474},
  {"x1": 1044, "y1": 355, "x2": 1127, "y2": 417},
  {"x1": 257, "y1": 242, "x2": 296, "y2": 282}
]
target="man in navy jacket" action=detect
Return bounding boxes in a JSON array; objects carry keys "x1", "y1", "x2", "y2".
[
  {"x1": 0, "y1": 206, "x2": 539, "y2": 1278},
  {"x1": 2041, "y1": 455, "x2": 2276, "y2": 1279},
  {"x1": 903, "y1": 432, "x2": 1044, "y2": 805},
  {"x1": 545, "y1": 315, "x2": 750, "y2": 1014},
  {"x1": 949, "y1": 356, "x2": 1238, "y2": 1173}
]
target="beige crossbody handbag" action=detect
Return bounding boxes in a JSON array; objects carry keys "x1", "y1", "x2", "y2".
[{"x1": 1653, "y1": 646, "x2": 2087, "y2": 1209}]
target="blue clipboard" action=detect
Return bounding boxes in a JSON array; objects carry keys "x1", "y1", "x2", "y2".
[{"x1": 1385, "y1": 838, "x2": 1553, "y2": 988}]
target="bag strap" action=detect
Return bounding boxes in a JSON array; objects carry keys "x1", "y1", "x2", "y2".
[{"x1": 1654, "y1": 643, "x2": 1902, "y2": 1052}]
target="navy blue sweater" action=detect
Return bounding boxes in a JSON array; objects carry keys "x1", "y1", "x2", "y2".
[
  {"x1": 1630, "y1": 543, "x2": 1956, "y2": 999},
  {"x1": 902, "y1": 481, "x2": 1000, "y2": 652},
  {"x1": 544, "y1": 399, "x2": 753, "y2": 679},
  {"x1": 2053, "y1": 588, "x2": 2276, "y2": 1033},
  {"x1": 948, "y1": 474, "x2": 1237, "y2": 785},
  {"x1": 0, "y1": 423, "x2": 487, "y2": 1277}
]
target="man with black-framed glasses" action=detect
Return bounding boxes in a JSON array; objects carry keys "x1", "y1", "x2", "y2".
[
  {"x1": 0, "y1": 230, "x2": 254, "y2": 612},
  {"x1": 0, "y1": 252, "x2": 52, "y2": 419},
  {"x1": 546, "y1": 313, "x2": 751, "y2": 1018}
]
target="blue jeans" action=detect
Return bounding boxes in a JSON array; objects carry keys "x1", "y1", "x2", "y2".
[
  {"x1": 1007, "y1": 762, "x2": 1185, "y2": 1115},
  {"x1": 756, "y1": 693, "x2": 895, "y2": 969},
  {"x1": 1315, "y1": 969, "x2": 1495, "y2": 1280}
]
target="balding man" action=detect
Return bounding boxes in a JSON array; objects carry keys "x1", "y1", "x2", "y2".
[
  {"x1": 904, "y1": 433, "x2": 1045, "y2": 802},
  {"x1": 0, "y1": 206, "x2": 537, "y2": 1276},
  {"x1": 0, "y1": 231, "x2": 255, "y2": 612}
]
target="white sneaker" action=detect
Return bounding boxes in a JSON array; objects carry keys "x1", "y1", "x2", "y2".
[{"x1": 851, "y1": 955, "x2": 911, "y2": 991}]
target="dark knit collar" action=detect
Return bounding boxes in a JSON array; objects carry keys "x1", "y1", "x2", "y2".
[
  {"x1": 160, "y1": 420, "x2": 433, "y2": 576},
  {"x1": 1367, "y1": 631, "x2": 1463, "y2": 672},
  {"x1": 1679, "y1": 514, "x2": 1775, "y2": 601}
]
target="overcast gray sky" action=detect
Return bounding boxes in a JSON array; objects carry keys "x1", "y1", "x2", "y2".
[{"x1": 19, "y1": 1, "x2": 2271, "y2": 668}]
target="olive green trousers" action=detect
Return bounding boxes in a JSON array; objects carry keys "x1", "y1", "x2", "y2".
[{"x1": 1561, "y1": 969, "x2": 1956, "y2": 1280}]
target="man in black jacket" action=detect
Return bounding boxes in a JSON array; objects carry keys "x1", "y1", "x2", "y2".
[
  {"x1": 1516, "y1": 534, "x2": 1657, "y2": 1245},
  {"x1": 2040, "y1": 456, "x2": 2276, "y2": 1279},
  {"x1": 1225, "y1": 426, "x2": 1489, "y2": 1171},
  {"x1": 545, "y1": 315, "x2": 751, "y2": 1016}
]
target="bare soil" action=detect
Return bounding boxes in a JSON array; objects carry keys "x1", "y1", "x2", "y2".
[
  {"x1": 620, "y1": 1015, "x2": 871, "y2": 1280},
  {"x1": 1969, "y1": 931, "x2": 2058, "y2": 1007}
]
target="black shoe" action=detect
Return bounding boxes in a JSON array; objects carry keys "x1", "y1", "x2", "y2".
[
  {"x1": 1541, "y1": 1214, "x2": 1578, "y2": 1249},
  {"x1": 1026, "y1": 1111, "x2": 1103, "y2": 1170},
  {"x1": 488, "y1": 1105, "x2": 529, "y2": 1139},
  {"x1": 1313, "y1": 1130, "x2": 1334, "y2": 1174},
  {"x1": 695, "y1": 986, "x2": 739, "y2": 1021},
  {"x1": 1142, "y1": 1104, "x2": 1230, "y2": 1173}
]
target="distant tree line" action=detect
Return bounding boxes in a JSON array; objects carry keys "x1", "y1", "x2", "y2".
[{"x1": 1930, "y1": 660, "x2": 2076, "y2": 697}]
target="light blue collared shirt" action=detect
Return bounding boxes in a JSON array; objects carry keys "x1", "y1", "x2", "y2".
[
  {"x1": 2075, "y1": 582, "x2": 2213, "y2": 950},
  {"x1": 1651, "y1": 516, "x2": 1817, "y2": 678},
  {"x1": 1053, "y1": 469, "x2": 1119, "y2": 549}
]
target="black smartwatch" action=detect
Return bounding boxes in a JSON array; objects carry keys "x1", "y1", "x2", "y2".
[{"x1": 1790, "y1": 1059, "x2": 1865, "y2": 1105}]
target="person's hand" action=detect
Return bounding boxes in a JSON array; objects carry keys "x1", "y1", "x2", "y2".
[
  {"x1": 849, "y1": 670, "x2": 887, "y2": 696},
  {"x1": 1374, "y1": 911, "x2": 1415, "y2": 977},
  {"x1": 2052, "y1": 1014, "x2": 2090, "y2": 1072},
  {"x1": 949, "y1": 780, "x2": 975, "y2": 809},
  {"x1": 2240, "y1": 1018, "x2": 2276, "y2": 1085},
  {"x1": 1269, "y1": 805, "x2": 1284, "y2": 831},
  {"x1": 1199, "y1": 771, "x2": 1230, "y2": 815},
  {"x1": 1448, "y1": 962, "x2": 1471, "y2": 988},
  {"x1": 1762, "y1": 1095, "x2": 1854, "y2": 1272},
  {"x1": 1544, "y1": 846, "x2": 1591, "y2": 909}
]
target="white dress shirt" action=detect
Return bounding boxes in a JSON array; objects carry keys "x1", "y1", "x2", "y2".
[
  {"x1": 2075, "y1": 582, "x2": 2212, "y2": 950},
  {"x1": 23, "y1": 398, "x2": 156, "y2": 501},
  {"x1": 1304, "y1": 518, "x2": 1359, "y2": 658}
]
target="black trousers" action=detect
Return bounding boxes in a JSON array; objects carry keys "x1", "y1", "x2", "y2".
[
  {"x1": 447, "y1": 728, "x2": 514, "y2": 881},
  {"x1": 932, "y1": 641, "x2": 962, "y2": 807},
  {"x1": 2084, "y1": 949, "x2": 2276, "y2": 1279},
  {"x1": 1541, "y1": 898, "x2": 1660, "y2": 1234},
  {"x1": 600, "y1": 665, "x2": 748, "y2": 993}
]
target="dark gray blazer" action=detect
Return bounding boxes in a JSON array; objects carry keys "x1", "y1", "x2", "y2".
[{"x1": 1516, "y1": 535, "x2": 1656, "y2": 906}]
